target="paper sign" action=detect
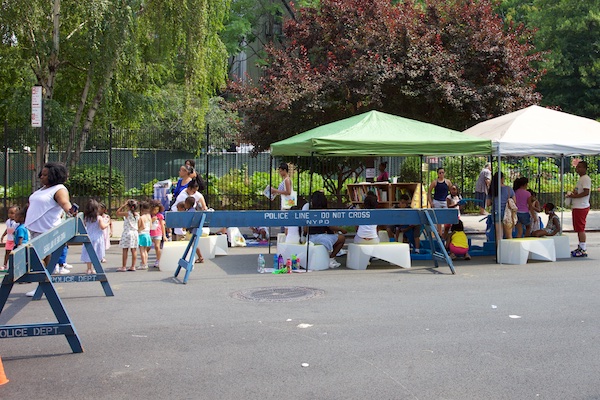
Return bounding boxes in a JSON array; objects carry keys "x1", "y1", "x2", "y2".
[{"x1": 31, "y1": 86, "x2": 43, "y2": 127}]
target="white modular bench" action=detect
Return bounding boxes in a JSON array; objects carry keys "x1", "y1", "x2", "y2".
[
  {"x1": 530, "y1": 235, "x2": 569, "y2": 259},
  {"x1": 276, "y1": 242, "x2": 330, "y2": 271},
  {"x1": 161, "y1": 236, "x2": 228, "y2": 271},
  {"x1": 498, "y1": 238, "x2": 556, "y2": 265},
  {"x1": 213, "y1": 234, "x2": 228, "y2": 256},
  {"x1": 347, "y1": 242, "x2": 411, "y2": 270}
]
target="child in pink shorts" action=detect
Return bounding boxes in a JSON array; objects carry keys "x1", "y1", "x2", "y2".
[
  {"x1": 446, "y1": 220, "x2": 471, "y2": 260},
  {"x1": 1, "y1": 206, "x2": 19, "y2": 271}
]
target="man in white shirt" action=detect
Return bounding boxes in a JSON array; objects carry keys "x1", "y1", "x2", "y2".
[{"x1": 566, "y1": 161, "x2": 591, "y2": 257}]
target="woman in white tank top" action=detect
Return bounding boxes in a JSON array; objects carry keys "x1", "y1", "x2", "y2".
[{"x1": 25, "y1": 162, "x2": 75, "y2": 236}]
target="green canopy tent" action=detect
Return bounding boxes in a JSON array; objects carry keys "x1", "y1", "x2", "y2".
[
  {"x1": 267, "y1": 110, "x2": 493, "y2": 269},
  {"x1": 270, "y1": 110, "x2": 492, "y2": 157}
]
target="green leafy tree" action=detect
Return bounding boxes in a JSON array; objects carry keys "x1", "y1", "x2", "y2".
[
  {"x1": 499, "y1": 0, "x2": 600, "y2": 120},
  {"x1": 227, "y1": 0, "x2": 544, "y2": 152},
  {"x1": 226, "y1": 0, "x2": 543, "y2": 199},
  {"x1": 205, "y1": 97, "x2": 242, "y2": 151},
  {"x1": 0, "y1": 0, "x2": 231, "y2": 169}
]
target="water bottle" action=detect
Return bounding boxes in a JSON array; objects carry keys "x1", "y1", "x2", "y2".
[
  {"x1": 277, "y1": 254, "x2": 284, "y2": 270},
  {"x1": 273, "y1": 254, "x2": 279, "y2": 270},
  {"x1": 286, "y1": 258, "x2": 292, "y2": 273},
  {"x1": 291, "y1": 254, "x2": 297, "y2": 270},
  {"x1": 257, "y1": 254, "x2": 265, "y2": 273}
]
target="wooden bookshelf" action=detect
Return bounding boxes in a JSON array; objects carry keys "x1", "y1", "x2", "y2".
[{"x1": 347, "y1": 182, "x2": 428, "y2": 209}]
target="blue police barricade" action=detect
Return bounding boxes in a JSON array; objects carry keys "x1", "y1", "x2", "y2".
[
  {"x1": 166, "y1": 208, "x2": 458, "y2": 283},
  {"x1": 0, "y1": 215, "x2": 113, "y2": 353}
]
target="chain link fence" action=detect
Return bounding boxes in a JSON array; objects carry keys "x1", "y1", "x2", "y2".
[{"x1": 2, "y1": 125, "x2": 599, "y2": 219}]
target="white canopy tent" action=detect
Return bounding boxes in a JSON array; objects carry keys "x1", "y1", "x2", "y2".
[
  {"x1": 463, "y1": 105, "x2": 600, "y2": 256},
  {"x1": 463, "y1": 105, "x2": 600, "y2": 156}
]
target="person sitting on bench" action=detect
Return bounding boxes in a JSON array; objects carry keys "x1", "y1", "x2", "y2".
[
  {"x1": 305, "y1": 191, "x2": 347, "y2": 269},
  {"x1": 531, "y1": 203, "x2": 561, "y2": 237}
]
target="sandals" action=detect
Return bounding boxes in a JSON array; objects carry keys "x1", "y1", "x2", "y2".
[
  {"x1": 127, "y1": 268, "x2": 136, "y2": 271},
  {"x1": 195, "y1": 257, "x2": 204, "y2": 263},
  {"x1": 116, "y1": 267, "x2": 127, "y2": 272}
]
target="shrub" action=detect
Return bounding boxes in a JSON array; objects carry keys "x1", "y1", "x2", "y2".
[
  {"x1": 7, "y1": 181, "x2": 33, "y2": 198},
  {"x1": 67, "y1": 164, "x2": 125, "y2": 197}
]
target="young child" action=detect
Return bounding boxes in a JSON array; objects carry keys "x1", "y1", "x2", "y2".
[
  {"x1": 446, "y1": 185, "x2": 462, "y2": 215},
  {"x1": 354, "y1": 193, "x2": 380, "y2": 244},
  {"x1": 446, "y1": 220, "x2": 471, "y2": 260},
  {"x1": 136, "y1": 201, "x2": 153, "y2": 270},
  {"x1": 13, "y1": 207, "x2": 29, "y2": 249},
  {"x1": 531, "y1": 203, "x2": 561, "y2": 237},
  {"x1": 149, "y1": 200, "x2": 167, "y2": 269},
  {"x1": 528, "y1": 189, "x2": 542, "y2": 232},
  {"x1": 1, "y1": 205, "x2": 19, "y2": 271},
  {"x1": 80, "y1": 199, "x2": 109, "y2": 274},
  {"x1": 173, "y1": 201, "x2": 187, "y2": 241},
  {"x1": 396, "y1": 194, "x2": 421, "y2": 253},
  {"x1": 116, "y1": 199, "x2": 139, "y2": 272},
  {"x1": 250, "y1": 226, "x2": 269, "y2": 242},
  {"x1": 445, "y1": 185, "x2": 462, "y2": 240},
  {"x1": 99, "y1": 202, "x2": 113, "y2": 262},
  {"x1": 513, "y1": 177, "x2": 533, "y2": 238}
]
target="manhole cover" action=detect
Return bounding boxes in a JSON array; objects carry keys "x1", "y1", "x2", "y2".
[{"x1": 231, "y1": 286, "x2": 325, "y2": 303}]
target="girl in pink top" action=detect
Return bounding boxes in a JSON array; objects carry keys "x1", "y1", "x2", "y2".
[
  {"x1": 1, "y1": 205, "x2": 19, "y2": 271},
  {"x1": 513, "y1": 177, "x2": 532, "y2": 237},
  {"x1": 149, "y1": 200, "x2": 167, "y2": 269}
]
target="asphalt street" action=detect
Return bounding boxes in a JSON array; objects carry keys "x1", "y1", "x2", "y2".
[{"x1": 1, "y1": 230, "x2": 600, "y2": 400}]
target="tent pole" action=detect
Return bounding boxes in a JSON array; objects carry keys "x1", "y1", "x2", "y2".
[
  {"x1": 460, "y1": 156, "x2": 464, "y2": 195},
  {"x1": 496, "y1": 150, "x2": 503, "y2": 264},
  {"x1": 304, "y1": 152, "x2": 315, "y2": 272},
  {"x1": 560, "y1": 155, "x2": 564, "y2": 234},
  {"x1": 297, "y1": 156, "x2": 301, "y2": 201},
  {"x1": 420, "y1": 155, "x2": 424, "y2": 208},
  {"x1": 537, "y1": 157, "x2": 542, "y2": 196}
]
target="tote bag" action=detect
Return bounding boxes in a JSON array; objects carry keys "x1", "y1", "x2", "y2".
[{"x1": 281, "y1": 190, "x2": 298, "y2": 209}]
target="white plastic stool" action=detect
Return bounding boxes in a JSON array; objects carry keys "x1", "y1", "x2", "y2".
[{"x1": 276, "y1": 242, "x2": 330, "y2": 271}]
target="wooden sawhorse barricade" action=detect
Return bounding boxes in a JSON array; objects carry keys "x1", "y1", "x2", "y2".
[
  {"x1": 165, "y1": 208, "x2": 459, "y2": 283},
  {"x1": 0, "y1": 216, "x2": 113, "y2": 353}
]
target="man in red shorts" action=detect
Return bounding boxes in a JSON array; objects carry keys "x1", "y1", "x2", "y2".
[{"x1": 566, "y1": 161, "x2": 591, "y2": 257}]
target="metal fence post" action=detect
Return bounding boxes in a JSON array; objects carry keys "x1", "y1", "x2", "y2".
[
  {"x1": 3, "y1": 120, "x2": 7, "y2": 220},
  {"x1": 205, "y1": 123, "x2": 210, "y2": 185},
  {"x1": 109, "y1": 124, "x2": 113, "y2": 214}
]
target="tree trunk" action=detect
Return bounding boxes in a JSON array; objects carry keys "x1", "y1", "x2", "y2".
[
  {"x1": 63, "y1": 65, "x2": 93, "y2": 164},
  {"x1": 70, "y1": 67, "x2": 114, "y2": 167},
  {"x1": 37, "y1": 0, "x2": 61, "y2": 168}
]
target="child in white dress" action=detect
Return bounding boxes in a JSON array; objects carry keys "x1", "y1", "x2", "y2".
[
  {"x1": 116, "y1": 200, "x2": 139, "y2": 271},
  {"x1": 81, "y1": 199, "x2": 109, "y2": 274}
]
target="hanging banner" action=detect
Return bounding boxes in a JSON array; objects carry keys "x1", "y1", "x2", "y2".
[{"x1": 31, "y1": 86, "x2": 42, "y2": 128}]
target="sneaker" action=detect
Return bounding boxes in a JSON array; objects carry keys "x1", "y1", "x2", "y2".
[
  {"x1": 572, "y1": 248, "x2": 588, "y2": 258},
  {"x1": 336, "y1": 249, "x2": 347, "y2": 257},
  {"x1": 26, "y1": 289, "x2": 36, "y2": 297},
  {"x1": 53, "y1": 266, "x2": 70, "y2": 274},
  {"x1": 328, "y1": 258, "x2": 341, "y2": 269},
  {"x1": 136, "y1": 265, "x2": 148, "y2": 270},
  {"x1": 62, "y1": 263, "x2": 74, "y2": 269}
]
